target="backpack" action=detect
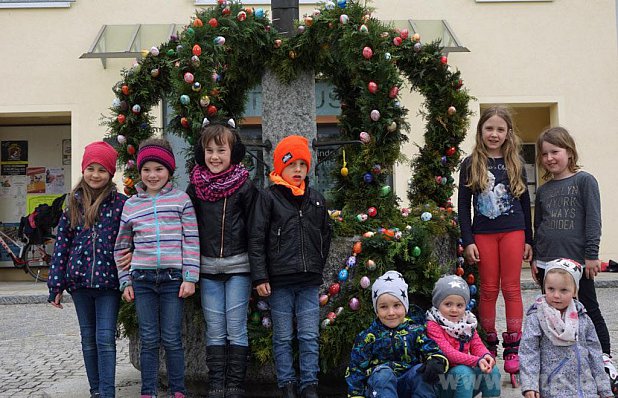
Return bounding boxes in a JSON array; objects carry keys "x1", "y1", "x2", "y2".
[{"x1": 18, "y1": 194, "x2": 67, "y2": 244}]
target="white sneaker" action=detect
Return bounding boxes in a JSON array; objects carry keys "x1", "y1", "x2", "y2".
[{"x1": 603, "y1": 353, "x2": 618, "y2": 380}]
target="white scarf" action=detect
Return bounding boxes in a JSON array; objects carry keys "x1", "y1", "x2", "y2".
[
  {"x1": 427, "y1": 307, "x2": 477, "y2": 342},
  {"x1": 535, "y1": 295, "x2": 579, "y2": 346}
]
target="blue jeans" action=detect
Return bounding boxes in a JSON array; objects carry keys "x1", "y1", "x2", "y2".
[
  {"x1": 437, "y1": 365, "x2": 501, "y2": 398},
  {"x1": 200, "y1": 275, "x2": 251, "y2": 346},
  {"x1": 269, "y1": 286, "x2": 320, "y2": 390},
  {"x1": 132, "y1": 269, "x2": 186, "y2": 396},
  {"x1": 367, "y1": 364, "x2": 436, "y2": 398},
  {"x1": 71, "y1": 288, "x2": 120, "y2": 398}
]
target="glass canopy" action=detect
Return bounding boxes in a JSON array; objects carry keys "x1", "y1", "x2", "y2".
[
  {"x1": 390, "y1": 19, "x2": 469, "y2": 54},
  {"x1": 80, "y1": 24, "x2": 181, "y2": 68}
]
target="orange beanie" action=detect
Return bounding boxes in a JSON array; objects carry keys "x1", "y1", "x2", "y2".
[{"x1": 273, "y1": 135, "x2": 312, "y2": 175}]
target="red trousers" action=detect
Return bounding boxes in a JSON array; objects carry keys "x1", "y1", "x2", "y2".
[{"x1": 475, "y1": 230, "x2": 524, "y2": 334}]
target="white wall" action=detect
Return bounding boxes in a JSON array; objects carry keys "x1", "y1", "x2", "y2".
[{"x1": 0, "y1": 0, "x2": 617, "y2": 261}]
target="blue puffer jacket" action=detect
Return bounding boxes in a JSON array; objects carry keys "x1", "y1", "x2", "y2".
[
  {"x1": 47, "y1": 190, "x2": 127, "y2": 296},
  {"x1": 345, "y1": 305, "x2": 448, "y2": 397}
]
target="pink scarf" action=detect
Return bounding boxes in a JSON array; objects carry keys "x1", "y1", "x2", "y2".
[{"x1": 190, "y1": 164, "x2": 249, "y2": 202}]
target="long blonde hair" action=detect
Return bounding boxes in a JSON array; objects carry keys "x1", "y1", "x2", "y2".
[
  {"x1": 68, "y1": 177, "x2": 116, "y2": 229},
  {"x1": 466, "y1": 106, "x2": 526, "y2": 198}
]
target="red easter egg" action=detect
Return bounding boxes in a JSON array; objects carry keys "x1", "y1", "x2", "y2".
[
  {"x1": 209, "y1": 18, "x2": 219, "y2": 28},
  {"x1": 121, "y1": 85, "x2": 129, "y2": 96},
  {"x1": 193, "y1": 18, "x2": 203, "y2": 28},
  {"x1": 192, "y1": 44, "x2": 202, "y2": 56},
  {"x1": 126, "y1": 144, "x2": 136, "y2": 155},
  {"x1": 393, "y1": 36, "x2": 402, "y2": 46},
  {"x1": 368, "y1": 81, "x2": 378, "y2": 94},
  {"x1": 328, "y1": 283, "x2": 341, "y2": 296},
  {"x1": 367, "y1": 207, "x2": 377, "y2": 217},
  {"x1": 117, "y1": 114, "x2": 126, "y2": 124}
]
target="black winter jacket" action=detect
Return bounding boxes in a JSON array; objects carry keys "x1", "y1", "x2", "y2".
[
  {"x1": 187, "y1": 179, "x2": 258, "y2": 259},
  {"x1": 249, "y1": 184, "x2": 332, "y2": 284}
]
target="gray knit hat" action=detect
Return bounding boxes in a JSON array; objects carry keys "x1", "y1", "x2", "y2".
[
  {"x1": 372, "y1": 270, "x2": 409, "y2": 313},
  {"x1": 544, "y1": 258, "x2": 583, "y2": 291},
  {"x1": 432, "y1": 275, "x2": 470, "y2": 308}
]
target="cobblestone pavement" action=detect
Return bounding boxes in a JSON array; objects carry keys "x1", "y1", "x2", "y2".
[
  {"x1": 0, "y1": 302, "x2": 140, "y2": 398},
  {"x1": 1, "y1": 287, "x2": 617, "y2": 397}
]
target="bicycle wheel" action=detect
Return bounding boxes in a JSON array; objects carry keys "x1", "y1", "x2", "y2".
[{"x1": 22, "y1": 240, "x2": 55, "y2": 282}]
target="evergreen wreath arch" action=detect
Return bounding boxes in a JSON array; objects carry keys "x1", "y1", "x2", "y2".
[{"x1": 107, "y1": 0, "x2": 472, "y2": 371}]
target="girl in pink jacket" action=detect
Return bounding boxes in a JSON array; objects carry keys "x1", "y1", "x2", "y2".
[{"x1": 426, "y1": 275, "x2": 501, "y2": 398}]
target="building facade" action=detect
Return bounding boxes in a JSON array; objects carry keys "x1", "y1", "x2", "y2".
[{"x1": 0, "y1": 0, "x2": 617, "y2": 278}]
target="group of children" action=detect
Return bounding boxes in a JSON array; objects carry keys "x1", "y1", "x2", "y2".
[
  {"x1": 46, "y1": 105, "x2": 615, "y2": 398},
  {"x1": 47, "y1": 124, "x2": 329, "y2": 398},
  {"x1": 345, "y1": 106, "x2": 614, "y2": 398}
]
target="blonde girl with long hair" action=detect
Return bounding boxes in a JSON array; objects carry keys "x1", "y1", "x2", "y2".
[{"x1": 457, "y1": 106, "x2": 533, "y2": 387}]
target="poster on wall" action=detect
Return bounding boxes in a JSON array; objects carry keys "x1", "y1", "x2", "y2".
[
  {"x1": 1, "y1": 164, "x2": 26, "y2": 175},
  {"x1": 26, "y1": 167, "x2": 46, "y2": 193},
  {"x1": 1, "y1": 141, "x2": 28, "y2": 163},
  {"x1": 45, "y1": 167, "x2": 65, "y2": 194},
  {"x1": 62, "y1": 139, "x2": 71, "y2": 165},
  {"x1": 0, "y1": 175, "x2": 27, "y2": 219}
]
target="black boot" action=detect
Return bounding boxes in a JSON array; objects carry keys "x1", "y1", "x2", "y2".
[
  {"x1": 207, "y1": 345, "x2": 227, "y2": 398},
  {"x1": 226, "y1": 345, "x2": 249, "y2": 398},
  {"x1": 280, "y1": 382, "x2": 298, "y2": 398},
  {"x1": 300, "y1": 384, "x2": 319, "y2": 398}
]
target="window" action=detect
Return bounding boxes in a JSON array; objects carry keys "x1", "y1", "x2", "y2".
[
  {"x1": 521, "y1": 143, "x2": 537, "y2": 204},
  {"x1": 476, "y1": 0, "x2": 552, "y2": 2},
  {"x1": 0, "y1": 0, "x2": 74, "y2": 8},
  {"x1": 195, "y1": 0, "x2": 318, "y2": 5}
]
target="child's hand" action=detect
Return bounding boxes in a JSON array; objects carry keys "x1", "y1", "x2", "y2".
[
  {"x1": 531, "y1": 260, "x2": 539, "y2": 284},
  {"x1": 523, "y1": 390, "x2": 540, "y2": 398},
  {"x1": 523, "y1": 243, "x2": 533, "y2": 262},
  {"x1": 116, "y1": 249, "x2": 133, "y2": 271},
  {"x1": 464, "y1": 244, "x2": 480, "y2": 264},
  {"x1": 49, "y1": 293, "x2": 64, "y2": 309},
  {"x1": 478, "y1": 355, "x2": 493, "y2": 373},
  {"x1": 179, "y1": 282, "x2": 196, "y2": 298},
  {"x1": 256, "y1": 282, "x2": 271, "y2": 297},
  {"x1": 122, "y1": 286, "x2": 135, "y2": 303},
  {"x1": 419, "y1": 356, "x2": 447, "y2": 384},
  {"x1": 585, "y1": 259, "x2": 601, "y2": 279}
]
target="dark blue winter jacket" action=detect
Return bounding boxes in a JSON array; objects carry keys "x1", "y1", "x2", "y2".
[{"x1": 47, "y1": 190, "x2": 126, "y2": 296}]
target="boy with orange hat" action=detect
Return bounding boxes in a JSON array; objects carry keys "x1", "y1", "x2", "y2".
[{"x1": 250, "y1": 135, "x2": 332, "y2": 398}]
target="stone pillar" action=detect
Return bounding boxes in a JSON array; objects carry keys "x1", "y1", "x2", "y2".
[{"x1": 260, "y1": 69, "x2": 317, "y2": 173}]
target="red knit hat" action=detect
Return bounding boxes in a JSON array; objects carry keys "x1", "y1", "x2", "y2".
[
  {"x1": 81, "y1": 141, "x2": 117, "y2": 176},
  {"x1": 273, "y1": 135, "x2": 312, "y2": 175}
]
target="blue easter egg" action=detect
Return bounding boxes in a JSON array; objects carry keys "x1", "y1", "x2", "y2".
[
  {"x1": 469, "y1": 285, "x2": 477, "y2": 296},
  {"x1": 363, "y1": 173, "x2": 373, "y2": 183},
  {"x1": 255, "y1": 8, "x2": 264, "y2": 18},
  {"x1": 337, "y1": 0, "x2": 347, "y2": 8},
  {"x1": 338, "y1": 269, "x2": 349, "y2": 281},
  {"x1": 180, "y1": 95, "x2": 190, "y2": 105}
]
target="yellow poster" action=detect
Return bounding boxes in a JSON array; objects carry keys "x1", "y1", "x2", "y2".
[{"x1": 26, "y1": 194, "x2": 64, "y2": 214}]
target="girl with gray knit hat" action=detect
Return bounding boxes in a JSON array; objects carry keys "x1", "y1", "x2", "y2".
[{"x1": 426, "y1": 275, "x2": 501, "y2": 398}]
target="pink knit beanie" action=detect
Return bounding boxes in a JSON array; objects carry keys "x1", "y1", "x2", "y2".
[{"x1": 81, "y1": 141, "x2": 117, "y2": 176}]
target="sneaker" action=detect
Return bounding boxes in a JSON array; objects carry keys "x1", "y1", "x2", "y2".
[{"x1": 604, "y1": 353, "x2": 618, "y2": 379}]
